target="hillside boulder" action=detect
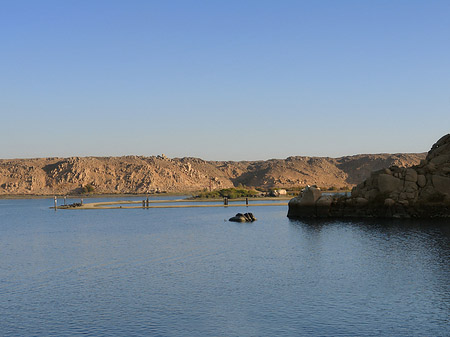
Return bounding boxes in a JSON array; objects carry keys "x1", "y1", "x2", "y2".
[{"x1": 377, "y1": 174, "x2": 403, "y2": 193}]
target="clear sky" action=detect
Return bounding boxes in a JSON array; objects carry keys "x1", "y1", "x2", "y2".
[{"x1": 1, "y1": 0, "x2": 449, "y2": 160}]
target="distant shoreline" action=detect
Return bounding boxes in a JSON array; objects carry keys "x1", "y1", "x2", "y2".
[
  {"x1": 0, "y1": 153, "x2": 425, "y2": 197},
  {"x1": 0, "y1": 193, "x2": 294, "y2": 201},
  {"x1": 0, "y1": 192, "x2": 187, "y2": 200}
]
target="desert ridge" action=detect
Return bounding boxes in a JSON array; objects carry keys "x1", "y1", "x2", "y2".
[{"x1": 0, "y1": 153, "x2": 424, "y2": 196}]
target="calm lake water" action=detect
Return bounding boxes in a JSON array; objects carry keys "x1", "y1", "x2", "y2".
[{"x1": 0, "y1": 197, "x2": 449, "y2": 336}]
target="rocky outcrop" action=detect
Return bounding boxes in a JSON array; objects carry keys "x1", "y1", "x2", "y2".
[
  {"x1": 0, "y1": 152, "x2": 424, "y2": 196},
  {"x1": 288, "y1": 186, "x2": 323, "y2": 217},
  {"x1": 288, "y1": 134, "x2": 450, "y2": 219},
  {"x1": 229, "y1": 213, "x2": 257, "y2": 222}
]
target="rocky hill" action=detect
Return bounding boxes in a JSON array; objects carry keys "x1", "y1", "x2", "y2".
[
  {"x1": 0, "y1": 153, "x2": 425, "y2": 196},
  {"x1": 288, "y1": 134, "x2": 450, "y2": 218}
]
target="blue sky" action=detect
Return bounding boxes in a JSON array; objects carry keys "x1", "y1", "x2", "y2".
[{"x1": 1, "y1": 0, "x2": 449, "y2": 160}]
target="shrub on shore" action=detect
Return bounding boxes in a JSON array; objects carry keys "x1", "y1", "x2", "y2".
[
  {"x1": 194, "y1": 188, "x2": 258, "y2": 199},
  {"x1": 81, "y1": 184, "x2": 95, "y2": 194}
]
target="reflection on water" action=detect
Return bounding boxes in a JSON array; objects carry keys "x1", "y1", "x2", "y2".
[{"x1": 0, "y1": 198, "x2": 449, "y2": 336}]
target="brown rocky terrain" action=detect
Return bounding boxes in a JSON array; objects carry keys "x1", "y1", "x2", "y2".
[
  {"x1": 288, "y1": 134, "x2": 450, "y2": 218},
  {"x1": 0, "y1": 152, "x2": 425, "y2": 196}
]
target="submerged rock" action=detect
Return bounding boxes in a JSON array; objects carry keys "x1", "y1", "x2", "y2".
[{"x1": 288, "y1": 134, "x2": 450, "y2": 219}]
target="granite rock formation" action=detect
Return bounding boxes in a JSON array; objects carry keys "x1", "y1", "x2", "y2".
[
  {"x1": 288, "y1": 134, "x2": 450, "y2": 218},
  {"x1": 0, "y1": 153, "x2": 424, "y2": 196},
  {"x1": 229, "y1": 213, "x2": 257, "y2": 222}
]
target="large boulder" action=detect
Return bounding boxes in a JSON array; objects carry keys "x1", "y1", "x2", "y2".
[
  {"x1": 427, "y1": 134, "x2": 450, "y2": 160},
  {"x1": 229, "y1": 212, "x2": 257, "y2": 222},
  {"x1": 298, "y1": 186, "x2": 322, "y2": 205},
  {"x1": 377, "y1": 174, "x2": 403, "y2": 193},
  {"x1": 431, "y1": 175, "x2": 450, "y2": 196},
  {"x1": 287, "y1": 186, "x2": 322, "y2": 217},
  {"x1": 288, "y1": 134, "x2": 450, "y2": 218}
]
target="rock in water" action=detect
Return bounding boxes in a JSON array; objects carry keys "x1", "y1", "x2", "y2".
[
  {"x1": 288, "y1": 186, "x2": 322, "y2": 217},
  {"x1": 288, "y1": 134, "x2": 450, "y2": 218},
  {"x1": 229, "y1": 213, "x2": 257, "y2": 222}
]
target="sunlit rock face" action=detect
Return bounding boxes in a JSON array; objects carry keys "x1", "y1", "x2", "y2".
[
  {"x1": 288, "y1": 186, "x2": 323, "y2": 217},
  {"x1": 288, "y1": 134, "x2": 450, "y2": 218}
]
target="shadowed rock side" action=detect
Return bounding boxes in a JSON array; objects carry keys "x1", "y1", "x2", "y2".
[
  {"x1": 288, "y1": 134, "x2": 450, "y2": 218},
  {"x1": 229, "y1": 213, "x2": 257, "y2": 222},
  {"x1": 0, "y1": 153, "x2": 424, "y2": 196}
]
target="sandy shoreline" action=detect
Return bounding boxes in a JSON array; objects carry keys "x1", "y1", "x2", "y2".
[{"x1": 57, "y1": 197, "x2": 290, "y2": 210}]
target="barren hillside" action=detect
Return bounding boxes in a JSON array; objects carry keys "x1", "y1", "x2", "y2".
[{"x1": 0, "y1": 153, "x2": 425, "y2": 195}]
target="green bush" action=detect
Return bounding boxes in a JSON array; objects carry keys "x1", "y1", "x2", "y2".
[
  {"x1": 287, "y1": 186, "x2": 306, "y2": 192},
  {"x1": 81, "y1": 184, "x2": 95, "y2": 194},
  {"x1": 194, "y1": 188, "x2": 258, "y2": 199}
]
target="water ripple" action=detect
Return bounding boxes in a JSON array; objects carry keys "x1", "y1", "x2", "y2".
[{"x1": 0, "y1": 199, "x2": 449, "y2": 336}]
